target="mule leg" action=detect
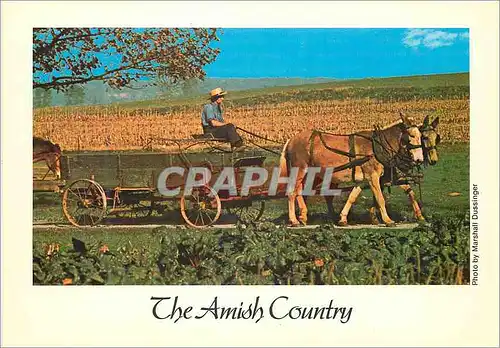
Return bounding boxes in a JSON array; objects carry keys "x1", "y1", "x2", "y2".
[
  {"x1": 297, "y1": 194, "x2": 308, "y2": 225},
  {"x1": 400, "y1": 184, "x2": 425, "y2": 221},
  {"x1": 369, "y1": 185, "x2": 423, "y2": 224},
  {"x1": 295, "y1": 170, "x2": 308, "y2": 225},
  {"x1": 325, "y1": 196, "x2": 335, "y2": 221},
  {"x1": 369, "y1": 207, "x2": 381, "y2": 225},
  {"x1": 288, "y1": 168, "x2": 307, "y2": 227},
  {"x1": 368, "y1": 175, "x2": 395, "y2": 227},
  {"x1": 369, "y1": 194, "x2": 381, "y2": 225},
  {"x1": 288, "y1": 192, "x2": 300, "y2": 227},
  {"x1": 338, "y1": 186, "x2": 362, "y2": 226}
]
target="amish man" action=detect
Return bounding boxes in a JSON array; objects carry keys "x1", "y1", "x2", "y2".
[{"x1": 201, "y1": 87, "x2": 244, "y2": 149}]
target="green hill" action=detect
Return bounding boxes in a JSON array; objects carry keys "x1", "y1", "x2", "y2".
[
  {"x1": 33, "y1": 77, "x2": 338, "y2": 108},
  {"x1": 117, "y1": 72, "x2": 469, "y2": 111},
  {"x1": 33, "y1": 73, "x2": 468, "y2": 109}
]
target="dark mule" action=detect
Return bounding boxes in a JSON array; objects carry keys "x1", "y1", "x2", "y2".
[
  {"x1": 279, "y1": 112, "x2": 424, "y2": 227},
  {"x1": 367, "y1": 115, "x2": 441, "y2": 224},
  {"x1": 33, "y1": 136, "x2": 62, "y2": 179}
]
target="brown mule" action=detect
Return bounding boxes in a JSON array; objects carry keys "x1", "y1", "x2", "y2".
[
  {"x1": 279, "y1": 112, "x2": 424, "y2": 227},
  {"x1": 33, "y1": 136, "x2": 62, "y2": 179},
  {"x1": 368, "y1": 115, "x2": 441, "y2": 224}
]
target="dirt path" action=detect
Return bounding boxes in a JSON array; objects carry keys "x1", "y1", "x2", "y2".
[{"x1": 32, "y1": 222, "x2": 420, "y2": 231}]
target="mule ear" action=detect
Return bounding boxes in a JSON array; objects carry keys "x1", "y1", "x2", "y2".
[
  {"x1": 400, "y1": 111, "x2": 410, "y2": 125},
  {"x1": 423, "y1": 115, "x2": 430, "y2": 127},
  {"x1": 431, "y1": 117, "x2": 439, "y2": 128}
]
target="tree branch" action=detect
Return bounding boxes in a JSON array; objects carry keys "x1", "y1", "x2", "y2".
[{"x1": 33, "y1": 28, "x2": 220, "y2": 91}]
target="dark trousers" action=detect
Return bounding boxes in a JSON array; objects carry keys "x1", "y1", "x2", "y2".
[{"x1": 203, "y1": 123, "x2": 243, "y2": 147}]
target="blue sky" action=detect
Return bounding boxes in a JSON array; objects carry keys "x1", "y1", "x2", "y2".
[{"x1": 204, "y1": 28, "x2": 469, "y2": 79}]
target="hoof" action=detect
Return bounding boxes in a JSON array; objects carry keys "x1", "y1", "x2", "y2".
[
  {"x1": 417, "y1": 216, "x2": 426, "y2": 222},
  {"x1": 370, "y1": 217, "x2": 381, "y2": 225},
  {"x1": 299, "y1": 219, "x2": 307, "y2": 226},
  {"x1": 385, "y1": 221, "x2": 396, "y2": 227},
  {"x1": 288, "y1": 221, "x2": 300, "y2": 228},
  {"x1": 337, "y1": 220, "x2": 348, "y2": 227}
]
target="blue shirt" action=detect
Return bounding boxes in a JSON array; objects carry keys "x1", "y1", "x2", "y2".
[{"x1": 201, "y1": 102, "x2": 224, "y2": 127}]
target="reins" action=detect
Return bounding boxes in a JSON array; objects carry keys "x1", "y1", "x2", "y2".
[{"x1": 236, "y1": 127, "x2": 283, "y2": 156}]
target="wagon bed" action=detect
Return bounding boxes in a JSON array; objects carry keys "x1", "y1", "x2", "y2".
[
  {"x1": 58, "y1": 150, "x2": 270, "y2": 187},
  {"x1": 34, "y1": 148, "x2": 283, "y2": 228}
]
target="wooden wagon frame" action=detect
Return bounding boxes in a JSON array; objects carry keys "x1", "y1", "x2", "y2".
[{"x1": 34, "y1": 135, "x2": 290, "y2": 228}]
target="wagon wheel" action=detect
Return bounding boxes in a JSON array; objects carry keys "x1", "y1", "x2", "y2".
[
  {"x1": 228, "y1": 201, "x2": 265, "y2": 224},
  {"x1": 180, "y1": 185, "x2": 221, "y2": 228},
  {"x1": 62, "y1": 179, "x2": 107, "y2": 227}
]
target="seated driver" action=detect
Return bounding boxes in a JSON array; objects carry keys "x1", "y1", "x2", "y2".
[{"x1": 201, "y1": 87, "x2": 244, "y2": 150}]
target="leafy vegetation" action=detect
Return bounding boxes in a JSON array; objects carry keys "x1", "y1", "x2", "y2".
[
  {"x1": 225, "y1": 85, "x2": 469, "y2": 107},
  {"x1": 33, "y1": 213, "x2": 469, "y2": 285}
]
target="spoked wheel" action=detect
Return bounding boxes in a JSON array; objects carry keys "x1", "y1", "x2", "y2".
[
  {"x1": 228, "y1": 201, "x2": 265, "y2": 224},
  {"x1": 62, "y1": 179, "x2": 107, "y2": 227},
  {"x1": 180, "y1": 185, "x2": 221, "y2": 228}
]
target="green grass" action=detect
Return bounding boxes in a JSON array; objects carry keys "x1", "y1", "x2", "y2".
[{"x1": 44, "y1": 72, "x2": 467, "y2": 111}]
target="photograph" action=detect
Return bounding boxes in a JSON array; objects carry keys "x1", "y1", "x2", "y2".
[{"x1": 32, "y1": 27, "x2": 471, "y2": 286}]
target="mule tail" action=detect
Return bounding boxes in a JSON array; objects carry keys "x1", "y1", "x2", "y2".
[{"x1": 279, "y1": 139, "x2": 290, "y2": 178}]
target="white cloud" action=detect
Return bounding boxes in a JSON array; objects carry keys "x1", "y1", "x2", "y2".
[
  {"x1": 403, "y1": 29, "x2": 468, "y2": 49},
  {"x1": 459, "y1": 32, "x2": 470, "y2": 39}
]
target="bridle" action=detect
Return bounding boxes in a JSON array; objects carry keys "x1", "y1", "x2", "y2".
[
  {"x1": 401, "y1": 129, "x2": 423, "y2": 151},
  {"x1": 34, "y1": 151, "x2": 61, "y2": 180},
  {"x1": 419, "y1": 125, "x2": 441, "y2": 166},
  {"x1": 371, "y1": 123, "x2": 423, "y2": 173}
]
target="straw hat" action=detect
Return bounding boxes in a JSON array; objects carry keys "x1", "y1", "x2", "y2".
[{"x1": 209, "y1": 87, "x2": 228, "y2": 99}]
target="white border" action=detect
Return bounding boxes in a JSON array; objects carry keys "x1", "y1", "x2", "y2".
[{"x1": 2, "y1": 1, "x2": 499, "y2": 346}]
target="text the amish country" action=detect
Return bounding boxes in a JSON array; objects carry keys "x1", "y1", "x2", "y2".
[{"x1": 151, "y1": 296, "x2": 353, "y2": 323}]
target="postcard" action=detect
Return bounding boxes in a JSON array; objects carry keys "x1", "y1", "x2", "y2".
[{"x1": 1, "y1": 1, "x2": 498, "y2": 347}]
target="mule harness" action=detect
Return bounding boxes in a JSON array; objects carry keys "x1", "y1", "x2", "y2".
[{"x1": 307, "y1": 126, "x2": 421, "y2": 185}]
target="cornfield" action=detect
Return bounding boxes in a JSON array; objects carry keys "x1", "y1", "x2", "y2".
[{"x1": 33, "y1": 98, "x2": 469, "y2": 152}]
